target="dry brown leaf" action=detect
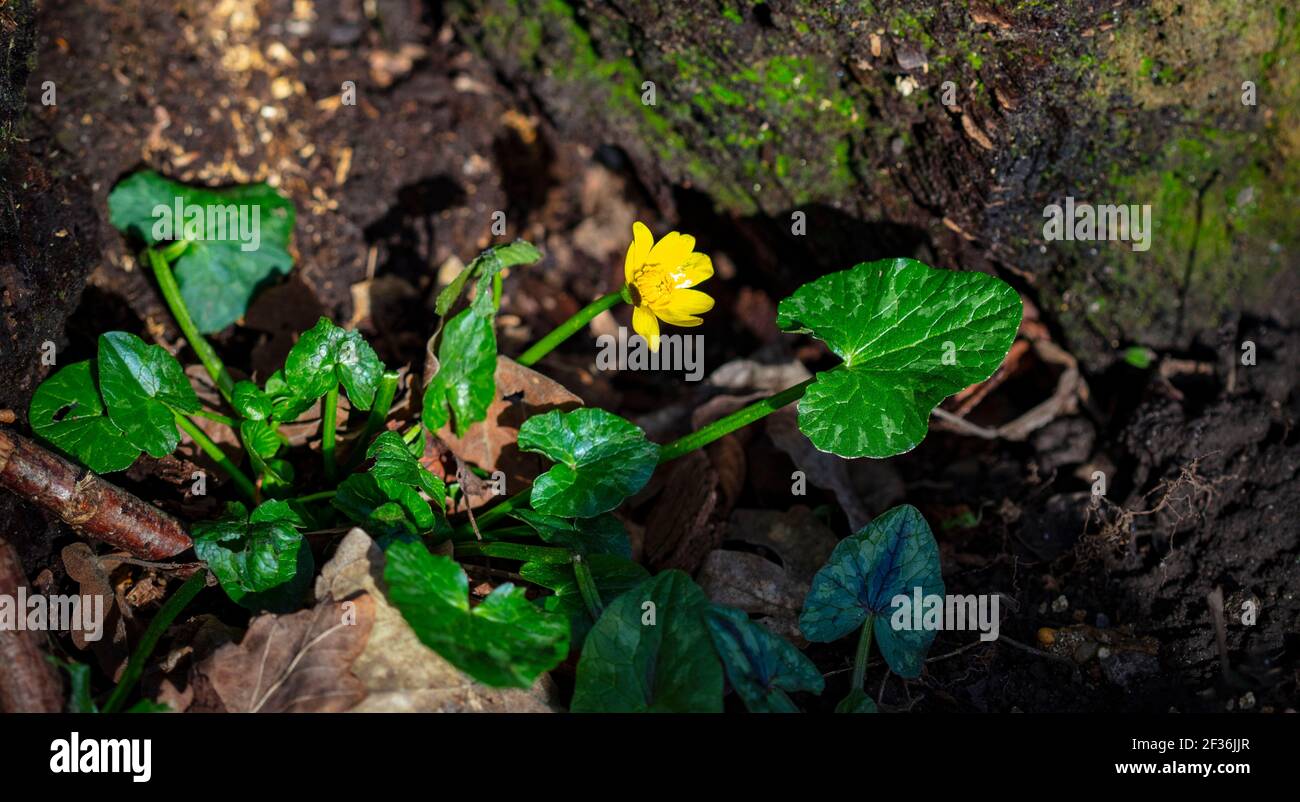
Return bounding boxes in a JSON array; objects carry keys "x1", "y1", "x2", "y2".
[
  {"x1": 765, "y1": 407, "x2": 872, "y2": 530},
  {"x1": 60, "y1": 544, "x2": 128, "y2": 672},
  {"x1": 315, "y1": 528, "x2": 559, "y2": 712},
  {"x1": 435, "y1": 356, "x2": 583, "y2": 505},
  {"x1": 190, "y1": 595, "x2": 375, "y2": 713}
]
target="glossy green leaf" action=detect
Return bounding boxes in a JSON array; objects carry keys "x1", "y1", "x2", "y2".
[
  {"x1": 519, "y1": 554, "x2": 648, "y2": 648},
  {"x1": 29, "y1": 361, "x2": 140, "y2": 473},
  {"x1": 513, "y1": 510, "x2": 631, "y2": 557},
  {"x1": 264, "y1": 369, "x2": 315, "y2": 422},
  {"x1": 284, "y1": 318, "x2": 383, "y2": 410},
  {"x1": 384, "y1": 539, "x2": 569, "y2": 688},
  {"x1": 239, "y1": 419, "x2": 281, "y2": 459},
  {"x1": 517, "y1": 408, "x2": 659, "y2": 518},
  {"x1": 422, "y1": 307, "x2": 496, "y2": 437},
  {"x1": 571, "y1": 570, "x2": 723, "y2": 712},
  {"x1": 97, "y1": 332, "x2": 200, "y2": 458},
  {"x1": 232, "y1": 380, "x2": 271, "y2": 420},
  {"x1": 331, "y1": 473, "x2": 425, "y2": 540},
  {"x1": 192, "y1": 500, "x2": 312, "y2": 612},
  {"x1": 799, "y1": 505, "x2": 944, "y2": 679},
  {"x1": 776, "y1": 258, "x2": 1021, "y2": 458},
  {"x1": 367, "y1": 431, "x2": 446, "y2": 511},
  {"x1": 107, "y1": 171, "x2": 295, "y2": 333},
  {"x1": 706, "y1": 604, "x2": 824, "y2": 713}
]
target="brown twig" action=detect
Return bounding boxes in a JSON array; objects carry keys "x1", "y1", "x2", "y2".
[
  {"x1": 0, "y1": 429, "x2": 192, "y2": 559},
  {"x1": 0, "y1": 537, "x2": 63, "y2": 712}
]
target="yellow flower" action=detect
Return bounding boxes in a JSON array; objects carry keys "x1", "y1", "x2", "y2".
[{"x1": 623, "y1": 221, "x2": 714, "y2": 351}]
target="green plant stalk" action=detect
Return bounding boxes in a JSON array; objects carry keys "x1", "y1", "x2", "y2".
[
  {"x1": 322, "y1": 385, "x2": 340, "y2": 481},
  {"x1": 492, "y1": 270, "x2": 504, "y2": 311},
  {"x1": 657, "y1": 377, "x2": 815, "y2": 463},
  {"x1": 455, "y1": 376, "x2": 816, "y2": 537},
  {"x1": 572, "y1": 554, "x2": 603, "y2": 619},
  {"x1": 515, "y1": 290, "x2": 624, "y2": 367},
  {"x1": 193, "y1": 408, "x2": 238, "y2": 428},
  {"x1": 345, "y1": 370, "x2": 400, "y2": 470},
  {"x1": 851, "y1": 617, "x2": 875, "y2": 693},
  {"x1": 175, "y1": 413, "x2": 257, "y2": 503},
  {"x1": 455, "y1": 540, "x2": 572, "y2": 564},
  {"x1": 293, "y1": 489, "x2": 337, "y2": 504},
  {"x1": 146, "y1": 248, "x2": 235, "y2": 403},
  {"x1": 101, "y1": 570, "x2": 207, "y2": 713}
]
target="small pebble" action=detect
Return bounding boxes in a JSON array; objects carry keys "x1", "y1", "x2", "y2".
[
  {"x1": 1239, "y1": 692, "x2": 1256, "y2": 710},
  {"x1": 1051, "y1": 594, "x2": 1069, "y2": 613}
]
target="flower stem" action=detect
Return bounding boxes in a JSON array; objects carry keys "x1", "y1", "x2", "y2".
[
  {"x1": 573, "y1": 554, "x2": 604, "y2": 619},
  {"x1": 293, "y1": 489, "x2": 337, "y2": 504},
  {"x1": 454, "y1": 540, "x2": 572, "y2": 564},
  {"x1": 101, "y1": 569, "x2": 207, "y2": 713},
  {"x1": 193, "y1": 408, "x2": 237, "y2": 428},
  {"x1": 146, "y1": 248, "x2": 235, "y2": 404},
  {"x1": 176, "y1": 413, "x2": 258, "y2": 503},
  {"x1": 851, "y1": 617, "x2": 875, "y2": 692},
  {"x1": 515, "y1": 290, "x2": 624, "y2": 367},
  {"x1": 322, "y1": 385, "x2": 340, "y2": 481},
  {"x1": 656, "y1": 377, "x2": 815, "y2": 463},
  {"x1": 345, "y1": 370, "x2": 399, "y2": 470}
]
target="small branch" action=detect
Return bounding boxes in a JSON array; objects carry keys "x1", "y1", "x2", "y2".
[
  {"x1": 0, "y1": 429, "x2": 192, "y2": 559},
  {"x1": 0, "y1": 537, "x2": 63, "y2": 712}
]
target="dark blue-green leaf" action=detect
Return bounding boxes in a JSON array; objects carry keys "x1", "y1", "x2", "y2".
[
  {"x1": 798, "y1": 504, "x2": 944, "y2": 678},
  {"x1": 706, "y1": 604, "x2": 824, "y2": 713},
  {"x1": 519, "y1": 554, "x2": 648, "y2": 648}
]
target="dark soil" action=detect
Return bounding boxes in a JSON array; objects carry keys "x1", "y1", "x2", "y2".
[{"x1": 1, "y1": 0, "x2": 1295, "y2": 712}]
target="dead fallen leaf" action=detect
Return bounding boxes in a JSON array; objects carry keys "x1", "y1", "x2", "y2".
[
  {"x1": 765, "y1": 407, "x2": 872, "y2": 530},
  {"x1": 189, "y1": 595, "x2": 375, "y2": 713},
  {"x1": 60, "y1": 544, "x2": 128, "y2": 673},
  {"x1": 314, "y1": 528, "x2": 559, "y2": 712},
  {"x1": 435, "y1": 357, "x2": 583, "y2": 505}
]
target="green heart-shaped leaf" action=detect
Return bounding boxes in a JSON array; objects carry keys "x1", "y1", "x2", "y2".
[
  {"x1": 193, "y1": 500, "x2": 312, "y2": 612},
  {"x1": 799, "y1": 504, "x2": 944, "y2": 679},
  {"x1": 107, "y1": 171, "x2": 295, "y2": 333},
  {"x1": 517, "y1": 408, "x2": 659, "y2": 518},
  {"x1": 97, "y1": 332, "x2": 200, "y2": 458},
  {"x1": 706, "y1": 604, "x2": 824, "y2": 713},
  {"x1": 29, "y1": 361, "x2": 140, "y2": 473},
  {"x1": 519, "y1": 554, "x2": 648, "y2": 648},
  {"x1": 776, "y1": 258, "x2": 1021, "y2": 458},
  {"x1": 384, "y1": 539, "x2": 570, "y2": 688},
  {"x1": 232, "y1": 380, "x2": 272, "y2": 420},
  {"x1": 422, "y1": 307, "x2": 496, "y2": 437},
  {"x1": 284, "y1": 318, "x2": 383, "y2": 410},
  {"x1": 571, "y1": 570, "x2": 723, "y2": 712}
]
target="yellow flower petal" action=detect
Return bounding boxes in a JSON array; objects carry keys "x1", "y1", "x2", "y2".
[
  {"x1": 669, "y1": 252, "x2": 713, "y2": 289},
  {"x1": 632, "y1": 304, "x2": 661, "y2": 351},
  {"x1": 654, "y1": 311, "x2": 705, "y2": 327},
  {"x1": 657, "y1": 287, "x2": 714, "y2": 317},
  {"x1": 646, "y1": 231, "x2": 694, "y2": 273},
  {"x1": 624, "y1": 221, "x2": 654, "y2": 284}
]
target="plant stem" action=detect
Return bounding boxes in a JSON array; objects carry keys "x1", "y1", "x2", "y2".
[
  {"x1": 463, "y1": 489, "x2": 527, "y2": 533},
  {"x1": 175, "y1": 414, "x2": 257, "y2": 504},
  {"x1": 402, "y1": 424, "x2": 422, "y2": 444},
  {"x1": 322, "y1": 385, "x2": 340, "y2": 481},
  {"x1": 293, "y1": 489, "x2": 337, "y2": 504},
  {"x1": 851, "y1": 617, "x2": 875, "y2": 693},
  {"x1": 345, "y1": 370, "x2": 399, "y2": 470},
  {"x1": 193, "y1": 408, "x2": 238, "y2": 428},
  {"x1": 454, "y1": 540, "x2": 572, "y2": 564},
  {"x1": 101, "y1": 570, "x2": 206, "y2": 713},
  {"x1": 515, "y1": 290, "x2": 624, "y2": 367},
  {"x1": 656, "y1": 377, "x2": 815, "y2": 463},
  {"x1": 572, "y1": 554, "x2": 603, "y2": 619},
  {"x1": 146, "y1": 248, "x2": 235, "y2": 404}
]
